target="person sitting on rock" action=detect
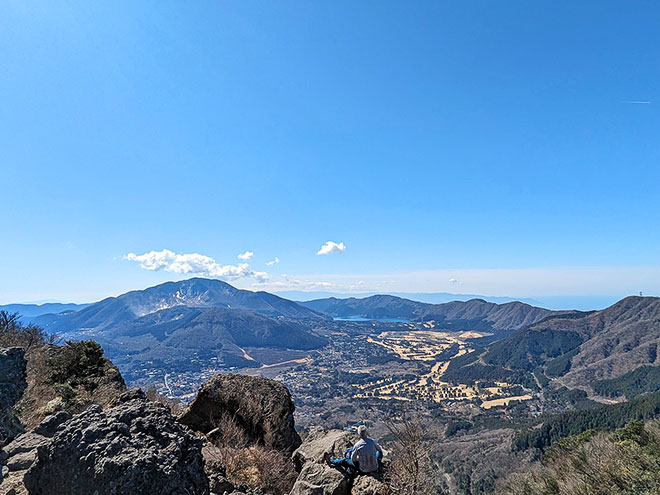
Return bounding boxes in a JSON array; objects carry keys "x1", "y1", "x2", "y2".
[{"x1": 324, "y1": 425, "x2": 383, "y2": 477}]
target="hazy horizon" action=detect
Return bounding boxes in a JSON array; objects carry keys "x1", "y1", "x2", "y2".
[{"x1": 1, "y1": 275, "x2": 652, "y2": 312}]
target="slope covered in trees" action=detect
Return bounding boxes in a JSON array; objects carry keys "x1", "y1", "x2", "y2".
[
  {"x1": 514, "y1": 390, "x2": 660, "y2": 451},
  {"x1": 502, "y1": 420, "x2": 660, "y2": 495}
]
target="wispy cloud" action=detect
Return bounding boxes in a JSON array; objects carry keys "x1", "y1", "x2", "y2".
[
  {"x1": 266, "y1": 257, "x2": 280, "y2": 266},
  {"x1": 125, "y1": 249, "x2": 268, "y2": 282},
  {"x1": 623, "y1": 100, "x2": 652, "y2": 104},
  {"x1": 252, "y1": 274, "x2": 350, "y2": 291},
  {"x1": 237, "y1": 251, "x2": 254, "y2": 260},
  {"x1": 317, "y1": 241, "x2": 346, "y2": 255}
]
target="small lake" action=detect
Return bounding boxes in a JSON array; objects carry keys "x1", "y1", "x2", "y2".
[{"x1": 333, "y1": 316, "x2": 410, "y2": 323}]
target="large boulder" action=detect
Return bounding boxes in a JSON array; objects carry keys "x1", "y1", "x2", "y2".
[
  {"x1": 290, "y1": 462, "x2": 351, "y2": 495},
  {"x1": 22, "y1": 390, "x2": 209, "y2": 495},
  {"x1": 0, "y1": 348, "x2": 27, "y2": 447},
  {"x1": 179, "y1": 374, "x2": 301, "y2": 453}
]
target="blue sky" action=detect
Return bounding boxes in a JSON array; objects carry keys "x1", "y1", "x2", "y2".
[{"x1": 1, "y1": 1, "x2": 658, "y2": 306}]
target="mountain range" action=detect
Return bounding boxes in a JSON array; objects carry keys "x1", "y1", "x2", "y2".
[
  {"x1": 300, "y1": 294, "x2": 574, "y2": 331},
  {"x1": 446, "y1": 295, "x2": 660, "y2": 398},
  {"x1": 280, "y1": 290, "x2": 542, "y2": 306},
  {"x1": 21, "y1": 278, "x2": 329, "y2": 373},
  {"x1": 8, "y1": 278, "x2": 660, "y2": 403},
  {"x1": 0, "y1": 302, "x2": 90, "y2": 319}
]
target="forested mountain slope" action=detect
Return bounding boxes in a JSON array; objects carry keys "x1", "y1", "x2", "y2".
[{"x1": 449, "y1": 297, "x2": 660, "y2": 395}]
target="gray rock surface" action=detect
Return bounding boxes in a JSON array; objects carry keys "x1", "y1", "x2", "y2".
[
  {"x1": 293, "y1": 428, "x2": 354, "y2": 470},
  {"x1": 22, "y1": 390, "x2": 209, "y2": 495},
  {"x1": 179, "y1": 373, "x2": 301, "y2": 453},
  {"x1": 352, "y1": 474, "x2": 389, "y2": 495},
  {"x1": 0, "y1": 412, "x2": 69, "y2": 495},
  {"x1": 0, "y1": 348, "x2": 27, "y2": 447},
  {"x1": 290, "y1": 462, "x2": 350, "y2": 495}
]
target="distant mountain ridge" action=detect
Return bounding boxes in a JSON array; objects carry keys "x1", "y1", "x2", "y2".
[
  {"x1": 448, "y1": 296, "x2": 660, "y2": 395},
  {"x1": 280, "y1": 290, "x2": 542, "y2": 306},
  {"x1": 301, "y1": 294, "x2": 573, "y2": 331},
  {"x1": 35, "y1": 277, "x2": 326, "y2": 332},
  {"x1": 0, "y1": 302, "x2": 90, "y2": 320}
]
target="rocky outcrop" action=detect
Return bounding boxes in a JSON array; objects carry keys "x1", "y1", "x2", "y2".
[
  {"x1": 290, "y1": 428, "x2": 388, "y2": 495},
  {"x1": 0, "y1": 348, "x2": 27, "y2": 447},
  {"x1": 352, "y1": 475, "x2": 389, "y2": 495},
  {"x1": 22, "y1": 390, "x2": 209, "y2": 495},
  {"x1": 293, "y1": 428, "x2": 354, "y2": 470},
  {"x1": 290, "y1": 462, "x2": 351, "y2": 495},
  {"x1": 0, "y1": 411, "x2": 71, "y2": 495},
  {"x1": 179, "y1": 374, "x2": 301, "y2": 453},
  {"x1": 15, "y1": 343, "x2": 127, "y2": 430}
]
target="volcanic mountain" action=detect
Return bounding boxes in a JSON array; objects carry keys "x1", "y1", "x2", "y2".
[
  {"x1": 28, "y1": 278, "x2": 328, "y2": 373},
  {"x1": 35, "y1": 277, "x2": 326, "y2": 332}
]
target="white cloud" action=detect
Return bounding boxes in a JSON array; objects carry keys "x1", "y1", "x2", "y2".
[
  {"x1": 266, "y1": 257, "x2": 280, "y2": 266},
  {"x1": 317, "y1": 241, "x2": 346, "y2": 255},
  {"x1": 237, "y1": 251, "x2": 254, "y2": 260},
  {"x1": 449, "y1": 278, "x2": 458, "y2": 284},
  {"x1": 125, "y1": 249, "x2": 268, "y2": 282}
]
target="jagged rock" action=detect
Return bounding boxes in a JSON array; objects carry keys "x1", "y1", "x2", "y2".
[
  {"x1": 203, "y1": 444, "x2": 235, "y2": 494},
  {"x1": 22, "y1": 393, "x2": 209, "y2": 495},
  {"x1": 31, "y1": 411, "x2": 71, "y2": 437},
  {"x1": 108, "y1": 387, "x2": 145, "y2": 406},
  {"x1": 0, "y1": 348, "x2": 27, "y2": 447},
  {"x1": 352, "y1": 474, "x2": 389, "y2": 495},
  {"x1": 1, "y1": 411, "x2": 72, "y2": 477},
  {"x1": 0, "y1": 411, "x2": 70, "y2": 495},
  {"x1": 179, "y1": 374, "x2": 301, "y2": 453},
  {"x1": 0, "y1": 470, "x2": 26, "y2": 495},
  {"x1": 290, "y1": 462, "x2": 350, "y2": 495}
]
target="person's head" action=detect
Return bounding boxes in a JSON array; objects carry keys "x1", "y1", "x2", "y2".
[{"x1": 357, "y1": 425, "x2": 369, "y2": 439}]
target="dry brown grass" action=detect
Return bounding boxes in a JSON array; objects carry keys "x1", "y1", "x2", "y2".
[
  {"x1": 206, "y1": 445, "x2": 297, "y2": 495},
  {"x1": 202, "y1": 411, "x2": 297, "y2": 494}
]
